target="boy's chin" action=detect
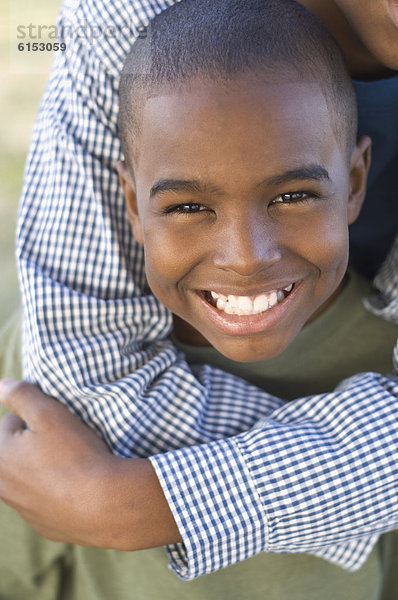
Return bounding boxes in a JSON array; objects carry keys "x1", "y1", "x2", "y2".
[{"x1": 207, "y1": 334, "x2": 293, "y2": 364}]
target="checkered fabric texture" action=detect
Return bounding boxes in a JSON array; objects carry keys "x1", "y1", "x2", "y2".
[{"x1": 17, "y1": 0, "x2": 398, "y2": 580}]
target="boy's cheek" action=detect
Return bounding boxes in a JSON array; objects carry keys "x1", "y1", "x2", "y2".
[
  {"x1": 142, "y1": 234, "x2": 194, "y2": 308},
  {"x1": 143, "y1": 222, "x2": 206, "y2": 279},
  {"x1": 303, "y1": 231, "x2": 349, "y2": 267},
  {"x1": 294, "y1": 208, "x2": 349, "y2": 267},
  {"x1": 144, "y1": 240, "x2": 191, "y2": 283}
]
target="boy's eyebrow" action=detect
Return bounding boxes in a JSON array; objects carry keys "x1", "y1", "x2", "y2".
[
  {"x1": 149, "y1": 179, "x2": 221, "y2": 198},
  {"x1": 149, "y1": 164, "x2": 331, "y2": 198},
  {"x1": 264, "y1": 164, "x2": 331, "y2": 187}
]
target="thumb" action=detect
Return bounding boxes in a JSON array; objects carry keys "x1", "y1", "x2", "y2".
[{"x1": 0, "y1": 379, "x2": 56, "y2": 432}]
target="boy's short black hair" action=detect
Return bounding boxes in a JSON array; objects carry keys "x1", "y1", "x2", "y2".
[{"x1": 119, "y1": 0, "x2": 357, "y2": 166}]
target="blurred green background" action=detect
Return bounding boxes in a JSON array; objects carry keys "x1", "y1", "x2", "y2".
[{"x1": 1, "y1": 1, "x2": 58, "y2": 321}]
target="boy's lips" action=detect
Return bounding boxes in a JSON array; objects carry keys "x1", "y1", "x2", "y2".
[{"x1": 194, "y1": 281, "x2": 300, "y2": 336}]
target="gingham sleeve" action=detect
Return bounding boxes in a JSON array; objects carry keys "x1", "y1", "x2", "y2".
[
  {"x1": 151, "y1": 371, "x2": 398, "y2": 579},
  {"x1": 17, "y1": 0, "x2": 398, "y2": 581}
]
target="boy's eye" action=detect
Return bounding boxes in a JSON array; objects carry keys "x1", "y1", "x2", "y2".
[
  {"x1": 271, "y1": 192, "x2": 310, "y2": 205},
  {"x1": 165, "y1": 203, "x2": 207, "y2": 214}
]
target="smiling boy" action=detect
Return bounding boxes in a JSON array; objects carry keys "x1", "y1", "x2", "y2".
[
  {"x1": 119, "y1": 77, "x2": 367, "y2": 363},
  {"x1": 117, "y1": 0, "x2": 373, "y2": 367}
]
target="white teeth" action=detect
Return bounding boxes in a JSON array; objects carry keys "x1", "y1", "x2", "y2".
[
  {"x1": 227, "y1": 295, "x2": 238, "y2": 307},
  {"x1": 268, "y1": 291, "x2": 278, "y2": 308},
  {"x1": 223, "y1": 303, "x2": 235, "y2": 314},
  {"x1": 253, "y1": 294, "x2": 268, "y2": 313},
  {"x1": 208, "y1": 283, "x2": 295, "y2": 316},
  {"x1": 216, "y1": 297, "x2": 227, "y2": 311},
  {"x1": 236, "y1": 296, "x2": 253, "y2": 311}
]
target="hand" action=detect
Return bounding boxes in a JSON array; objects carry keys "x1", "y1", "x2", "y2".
[{"x1": 0, "y1": 379, "x2": 181, "y2": 549}]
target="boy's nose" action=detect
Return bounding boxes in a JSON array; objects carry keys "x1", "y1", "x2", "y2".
[{"x1": 212, "y1": 213, "x2": 281, "y2": 277}]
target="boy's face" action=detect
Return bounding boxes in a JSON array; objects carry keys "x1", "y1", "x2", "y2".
[{"x1": 119, "y1": 75, "x2": 369, "y2": 362}]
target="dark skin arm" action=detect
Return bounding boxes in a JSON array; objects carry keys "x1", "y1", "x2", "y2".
[{"x1": 0, "y1": 379, "x2": 182, "y2": 549}]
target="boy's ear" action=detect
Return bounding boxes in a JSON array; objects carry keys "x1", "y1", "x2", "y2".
[
  {"x1": 347, "y1": 135, "x2": 372, "y2": 225},
  {"x1": 117, "y1": 160, "x2": 144, "y2": 245}
]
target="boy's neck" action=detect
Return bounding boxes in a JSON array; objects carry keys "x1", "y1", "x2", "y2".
[
  {"x1": 298, "y1": 0, "x2": 395, "y2": 80},
  {"x1": 173, "y1": 274, "x2": 349, "y2": 349}
]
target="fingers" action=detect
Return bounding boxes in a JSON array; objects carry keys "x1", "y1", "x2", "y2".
[{"x1": 0, "y1": 379, "x2": 56, "y2": 431}]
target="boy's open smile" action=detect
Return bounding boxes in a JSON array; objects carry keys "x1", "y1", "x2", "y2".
[
  {"x1": 119, "y1": 74, "x2": 369, "y2": 362},
  {"x1": 195, "y1": 281, "x2": 299, "y2": 334},
  {"x1": 204, "y1": 283, "x2": 295, "y2": 316}
]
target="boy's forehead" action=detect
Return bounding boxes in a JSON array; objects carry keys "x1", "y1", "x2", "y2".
[
  {"x1": 134, "y1": 76, "x2": 343, "y2": 176},
  {"x1": 141, "y1": 76, "x2": 330, "y2": 124}
]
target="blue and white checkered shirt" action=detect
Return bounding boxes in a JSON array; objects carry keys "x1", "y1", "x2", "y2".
[{"x1": 17, "y1": 0, "x2": 398, "y2": 581}]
